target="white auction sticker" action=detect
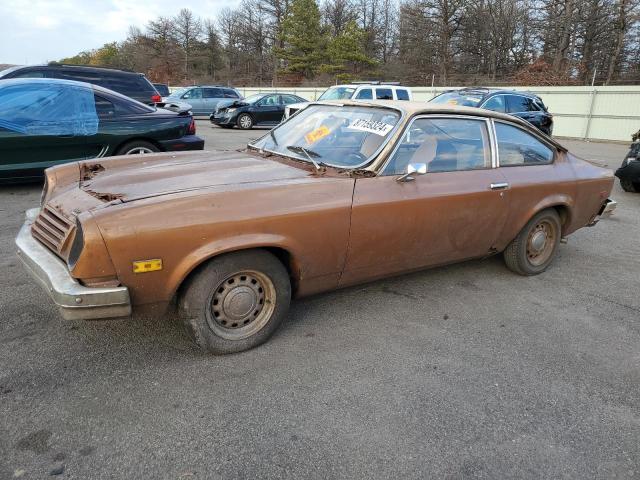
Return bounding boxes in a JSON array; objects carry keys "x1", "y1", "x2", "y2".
[{"x1": 348, "y1": 119, "x2": 394, "y2": 136}]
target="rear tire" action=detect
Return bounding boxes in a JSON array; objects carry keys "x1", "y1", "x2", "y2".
[
  {"x1": 115, "y1": 140, "x2": 160, "y2": 156},
  {"x1": 504, "y1": 209, "x2": 561, "y2": 276},
  {"x1": 620, "y1": 178, "x2": 639, "y2": 193},
  {"x1": 178, "y1": 250, "x2": 291, "y2": 354}
]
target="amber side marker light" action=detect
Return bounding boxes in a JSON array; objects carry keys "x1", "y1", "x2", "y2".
[{"x1": 133, "y1": 259, "x2": 163, "y2": 273}]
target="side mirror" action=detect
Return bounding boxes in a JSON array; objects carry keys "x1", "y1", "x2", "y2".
[{"x1": 396, "y1": 163, "x2": 427, "y2": 182}]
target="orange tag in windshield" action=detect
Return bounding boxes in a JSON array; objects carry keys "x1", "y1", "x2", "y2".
[
  {"x1": 447, "y1": 99, "x2": 458, "y2": 105},
  {"x1": 305, "y1": 125, "x2": 330, "y2": 144}
]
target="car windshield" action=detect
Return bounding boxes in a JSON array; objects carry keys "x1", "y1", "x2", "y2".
[
  {"x1": 249, "y1": 104, "x2": 401, "y2": 168},
  {"x1": 242, "y1": 94, "x2": 267, "y2": 104},
  {"x1": 318, "y1": 87, "x2": 356, "y2": 100},
  {"x1": 431, "y1": 92, "x2": 483, "y2": 107},
  {"x1": 167, "y1": 87, "x2": 188, "y2": 98}
]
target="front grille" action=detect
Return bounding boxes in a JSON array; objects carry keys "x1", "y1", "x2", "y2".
[{"x1": 31, "y1": 205, "x2": 75, "y2": 257}]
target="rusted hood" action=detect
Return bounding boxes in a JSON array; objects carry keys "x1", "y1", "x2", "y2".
[{"x1": 80, "y1": 150, "x2": 312, "y2": 202}]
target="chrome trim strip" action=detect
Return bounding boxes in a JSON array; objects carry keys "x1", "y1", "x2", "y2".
[
  {"x1": 16, "y1": 208, "x2": 131, "y2": 321},
  {"x1": 377, "y1": 114, "x2": 497, "y2": 176}
]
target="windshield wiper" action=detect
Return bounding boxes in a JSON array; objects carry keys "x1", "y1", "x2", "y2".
[{"x1": 286, "y1": 145, "x2": 325, "y2": 171}]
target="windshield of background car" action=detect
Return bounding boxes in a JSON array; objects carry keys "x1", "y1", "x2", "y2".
[
  {"x1": 167, "y1": 87, "x2": 187, "y2": 98},
  {"x1": 249, "y1": 104, "x2": 401, "y2": 168},
  {"x1": 431, "y1": 92, "x2": 483, "y2": 107},
  {"x1": 318, "y1": 87, "x2": 356, "y2": 100}
]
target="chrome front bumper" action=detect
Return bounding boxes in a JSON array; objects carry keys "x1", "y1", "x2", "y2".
[{"x1": 15, "y1": 208, "x2": 131, "y2": 321}]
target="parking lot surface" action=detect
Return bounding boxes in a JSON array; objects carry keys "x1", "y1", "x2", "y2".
[{"x1": 1, "y1": 126, "x2": 638, "y2": 479}]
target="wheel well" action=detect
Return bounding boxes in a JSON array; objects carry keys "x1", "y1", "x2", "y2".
[
  {"x1": 551, "y1": 205, "x2": 570, "y2": 233},
  {"x1": 113, "y1": 137, "x2": 163, "y2": 155},
  {"x1": 176, "y1": 246, "x2": 299, "y2": 300}
]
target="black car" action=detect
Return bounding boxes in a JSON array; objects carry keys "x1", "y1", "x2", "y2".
[
  {"x1": 153, "y1": 83, "x2": 171, "y2": 97},
  {"x1": 430, "y1": 88, "x2": 554, "y2": 136},
  {"x1": 210, "y1": 93, "x2": 307, "y2": 129},
  {"x1": 0, "y1": 64, "x2": 161, "y2": 105},
  {"x1": 0, "y1": 78, "x2": 204, "y2": 182},
  {"x1": 615, "y1": 133, "x2": 640, "y2": 192}
]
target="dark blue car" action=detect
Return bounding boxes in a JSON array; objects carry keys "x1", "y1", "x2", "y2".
[
  {"x1": 210, "y1": 93, "x2": 307, "y2": 129},
  {"x1": 430, "y1": 88, "x2": 554, "y2": 136}
]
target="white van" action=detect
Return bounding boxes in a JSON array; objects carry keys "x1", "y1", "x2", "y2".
[{"x1": 284, "y1": 82, "x2": 412, "y2": 118}]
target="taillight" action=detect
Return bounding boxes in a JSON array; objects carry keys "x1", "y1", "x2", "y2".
[
  {"x1": 187, "y1": 118, "x2": 196, "y2": 135},
  {"x1": 151, "y1": 94, "x2": 161, "y2": 103}
]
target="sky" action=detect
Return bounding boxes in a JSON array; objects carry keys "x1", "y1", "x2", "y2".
[{"x1": 0, "y1": 0, "x2": 237, "y2": 65}]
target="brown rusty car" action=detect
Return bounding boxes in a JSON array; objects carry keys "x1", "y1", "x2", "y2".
[{"x1": 16, "y1": 101, "x2": 616, "y2": 354}]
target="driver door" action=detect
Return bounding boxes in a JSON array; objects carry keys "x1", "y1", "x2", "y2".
[{"x1": 340, "y1": 116, "x2": 510, "y2": 286}]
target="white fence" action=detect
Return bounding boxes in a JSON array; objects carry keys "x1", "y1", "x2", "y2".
[{"x1": 232, "y1": 85, "x2": 640, "y2": 142}]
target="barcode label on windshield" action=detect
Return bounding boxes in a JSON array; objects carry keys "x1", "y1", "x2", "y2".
[{"x1": 348, "y1": 119, "x2": 394, "y2": 136}]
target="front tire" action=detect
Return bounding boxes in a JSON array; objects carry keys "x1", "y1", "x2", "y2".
[
  {"x1": 503, "y1": 209, "x2": 561, "y2": 276},
  {"x1": 237, "y1": 113, "x2": 254, "y2": 130},
  {"x1": 620, "y1": 178, "x2": 639, "y2": 193},
  {"x1": 178, "y1": 250, "x2": 291, "y2": 354},
  {"x1": 115, "y1": 140, "x2": 160, "y2": 156}
]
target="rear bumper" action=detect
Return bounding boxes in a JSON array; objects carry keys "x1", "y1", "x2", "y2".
[
  {"x1": 588, "y1": 198, "x2": 617, "y2": 226},
  {"x1": 159, "y1": 135, "x2": 204, "y2": 152},
  {"x1": 15, "y1": 208, "x2": 131, "y2": 321}
]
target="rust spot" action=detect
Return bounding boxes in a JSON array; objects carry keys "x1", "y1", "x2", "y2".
[
  {"x1": 81, "y1": 163, "x2": 105, "y2": 181},
  {"x1": 84, "y1": 189, "x2": 124, "y2": 202}
]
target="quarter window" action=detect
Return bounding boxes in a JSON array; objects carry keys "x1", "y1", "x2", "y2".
[
  {"x1": 355, "y1": 89, "x2": 373, "y2": 100},
  {"x1": 383, "y1": 117, "x2": 491, "y2": 175},
  {"x1": 495, "y1": 123, "x2": 554, "y2": 166},
  {"x1": 376, "y1": 88, "x2": 393, "y2": 100},
  {"x1": 396, "y1": 89, "x2": 410, "y2": 100}
]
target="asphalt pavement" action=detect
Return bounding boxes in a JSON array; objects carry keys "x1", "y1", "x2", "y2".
[{"x1": 0, "y1": 126, "x2": 638, "y2": 479}]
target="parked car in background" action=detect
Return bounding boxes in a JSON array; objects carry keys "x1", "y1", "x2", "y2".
[
  {"x1": 16, "y1": 100, "x2": 615, "y2": 355},
  {"x1": 615, "y1": 129, "x2": 640, "y2": 192},
  {"x1": 284, "y1": 82, "x2": 412, "y2": 119},
  {"x1": 0, "y1": 79, "x2": 203, "y2": 182},
  {"x1": 430, "y1": 88, "x2": 554, "y2": 136},
  {"x1": 164, "y1": 85, "x2": 243, "y2": 115},
  {"x1": 0, "y1": 64, "x2": 161, "y2": 105},
  {"x1": 211, "y1": 92, "x2": 307, "y2": 129},
  {"x1": 153, "y1": 83, "x2": 170, "y2": 97}
]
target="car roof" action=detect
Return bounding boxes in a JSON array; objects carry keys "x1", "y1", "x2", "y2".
[
  {"x1": 331, "y1": 84, "x2": 410, "y2": 88},
  {"x1": 312, "y1": 99, "x2": 565, "y2": 150},
  {"x1": 448, "y1": 87, "x2": 541, "y2": 99},
  {"x1": 11, "y1": 64, "x2": 145, "y2": 76}
]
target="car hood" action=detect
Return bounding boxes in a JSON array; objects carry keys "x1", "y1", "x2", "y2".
[{"x1": 79, "y1": 150, "x2": 311, "y2": 203}]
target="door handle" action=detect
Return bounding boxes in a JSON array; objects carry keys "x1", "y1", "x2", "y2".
[{"x1": 490, "y1": 182, "x2": 509, "y2": 190}]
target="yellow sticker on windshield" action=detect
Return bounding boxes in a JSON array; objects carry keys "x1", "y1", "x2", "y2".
[
  {"x1": 305, "y1": 125, "x2": 331, "y2": 144},
  {"x1": 447, "y1": 99, "x2": 458, "y2": 105}
]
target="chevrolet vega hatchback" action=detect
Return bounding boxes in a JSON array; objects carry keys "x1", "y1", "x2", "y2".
[{"x1": 17, "y1": 101, "x2": 615, "y2": 354}]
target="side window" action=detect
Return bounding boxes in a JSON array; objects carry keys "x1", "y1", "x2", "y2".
[
  {"x1": 203, "y1": 88, "x2": 223, "y2": 98},
  {"x1": 182, "y1": 88, "x2": 202, "y2": 100},
  {"x1": 94, "y1": 95, "x2": 116, "y2": 118},
  {"x1": 481, "y1": 95, "x2": 506, "y2": 113},
  {"x1": 383, "y1": 118, "x2": 491, "y2": 175},
  {"x1": 395, "y1": 89, "x2": 410, "y2": 101},
  {"x1": 224, "y1": 89, "x2": 240, "y2": 98},
  {"x1": 355, "y1": 88, "x2": 373, "y2": 100},
  {"x1": 506, "y1": 95, "x2": 530, "y2": 113},
  {"x1": 11, "y1": 69, "x2": 47, "y2": 78},
  {"x1": 261, "y1": 95, "x2": 278, "y2": 106},
  {"x1": 376, "y1": 88, "x2": 393, "y2": 100},
  {"x1": 496, "y1": 123, "x2": 554, "y2": 166}
]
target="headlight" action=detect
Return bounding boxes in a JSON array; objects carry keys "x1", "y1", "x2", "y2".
[
  {"x1": 627, "y1": 157, "x2": 636, "y2": 165},
  {"x1": 227, "y1": 108, "x2": 236, "y2": 113},
  {"x1": 67, "y1": 218, "x2": 84, "y2": 269}
]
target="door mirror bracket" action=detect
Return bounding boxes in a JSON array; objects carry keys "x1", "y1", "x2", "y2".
[{"x1": 396, "y1": 163, "x2": 427, "y2": 182}]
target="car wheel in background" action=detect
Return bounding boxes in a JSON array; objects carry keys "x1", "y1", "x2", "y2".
[
  {"x1": 237, "y1": 113, "x2": 254, "y2": 130},
  {"x1": 115, "y1": 140, "x2": 160, "y2": 155},
  {"x1": 620, "y1": 179, "x2": 639, "y2": 193},
  {"x1": 503, "y1": 209, "x2": 561, "y2": 276},
  {"x1": 178, "y1": 250, "x2": 291, "y2": 354}
]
